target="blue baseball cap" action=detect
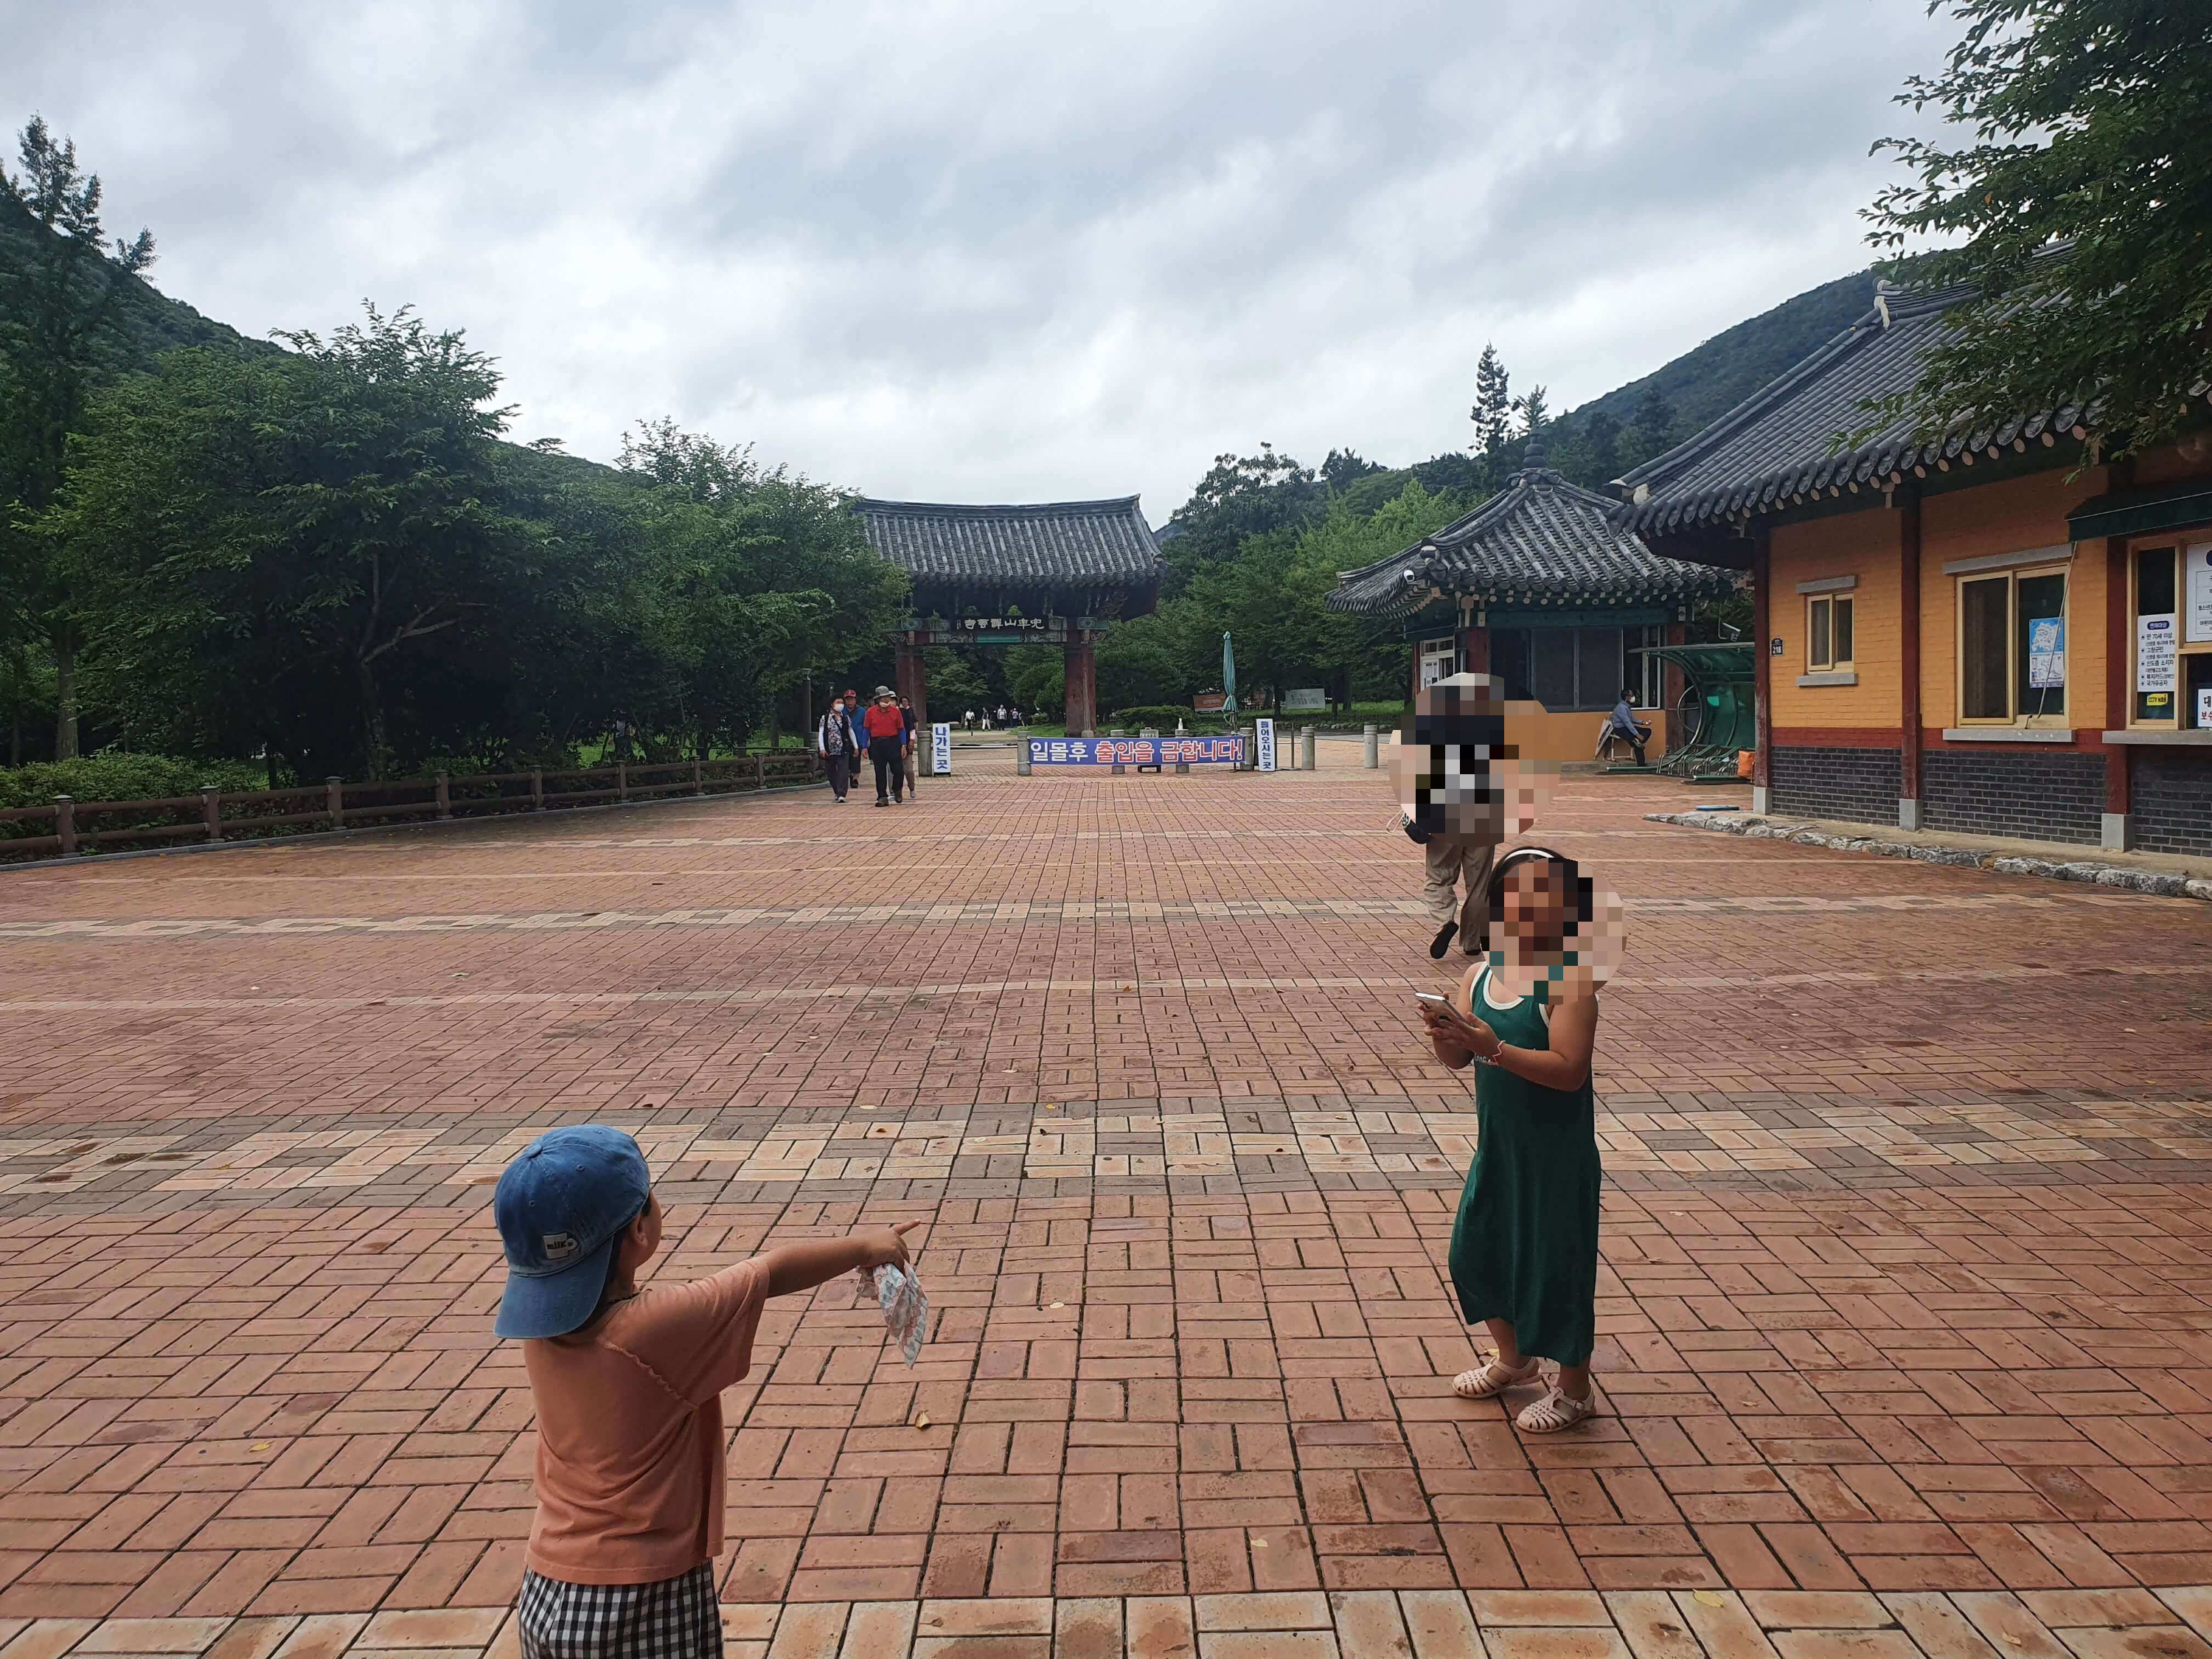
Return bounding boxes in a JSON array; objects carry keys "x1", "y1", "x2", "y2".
[{"x1": 493, "y1": 1126, "x2": 652, "y2": 1339}]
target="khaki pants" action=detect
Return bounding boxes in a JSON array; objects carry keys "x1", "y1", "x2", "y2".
[{"x1": 1424, "y1": 835, "x2": 1495, "y2": 951}]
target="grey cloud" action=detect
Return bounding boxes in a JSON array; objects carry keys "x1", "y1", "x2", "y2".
[{"x1": 2, "y1": 0, "x2": 1959, "y2": 513}]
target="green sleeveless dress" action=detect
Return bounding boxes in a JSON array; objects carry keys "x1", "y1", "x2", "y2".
[{"x1": 1446, "y1": 965, "x2": 1601, "y2": 1366}]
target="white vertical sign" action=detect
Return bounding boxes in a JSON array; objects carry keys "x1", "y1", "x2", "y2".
[
  {"x1": 1254, "y1": 717, "x2": 1276, "y2": 772},
  {"x1": 2188, "y1": 542, "x2": 2212, "y2": 643},
  {"x1": 931, "y1": 723, "x2": 951, "y2": 774}
]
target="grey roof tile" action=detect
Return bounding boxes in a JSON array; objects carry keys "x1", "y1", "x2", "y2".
[
  {"x1": 857, "y1": 496, "x2": 1163, "y2": 592},
  {"x1": 1614, "y1": 277, "x2": 2083, "y2": 536},
  {"x1": 1327, "y1": 458, "x2": 1739, "y2": 616}
]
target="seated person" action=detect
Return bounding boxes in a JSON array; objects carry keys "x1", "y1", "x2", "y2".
[{"x1": 1602, "y1": 690, "x2": 1652, "y2": 765}]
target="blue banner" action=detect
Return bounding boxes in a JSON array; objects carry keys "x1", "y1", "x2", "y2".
[{"x1": 1028, "y1": 737, "x2": 1244, "y2": 767}]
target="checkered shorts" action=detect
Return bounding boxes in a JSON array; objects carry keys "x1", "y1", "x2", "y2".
[{"x1": 517, "y1": 1563, "x2": 722, "y2": 1659}]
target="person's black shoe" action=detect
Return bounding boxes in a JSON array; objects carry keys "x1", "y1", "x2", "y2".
[{"x1": 1430, "y1": 922, "x2": 1458, "y2": 959}]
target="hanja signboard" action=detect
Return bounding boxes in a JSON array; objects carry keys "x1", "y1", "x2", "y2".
[{"x1": 1027, "y1": 737, "x2": 1245, "y2": 767}]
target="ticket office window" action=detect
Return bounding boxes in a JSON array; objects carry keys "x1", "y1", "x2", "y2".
[
  {"x1": 1806, "y1": 594, "x2": 1854, "y2": 672},
  {"x1": 2130, "y1": 540, "x2": 2212, "y2": 729},
  {"x1": 1489, "y1": 626, "x2": 1627, "y2": 712},
  {"x1": 1957, "y1": 565, "x2": 2067, "y2": 725}
]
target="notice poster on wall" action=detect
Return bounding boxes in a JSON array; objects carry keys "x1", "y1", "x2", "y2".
[
  {"x1": 2138, "y1": 613, "x2": 2177, "y2": 694},
  {"x1": 931, "y1": 723, "x2": 951, "y2": 774},
  {"x1": 1255, "y1": 717, "x2": 1277, "y2": 771},
  {"x1": 2027, "y1": 616, "x2": 2065, "y2": 689},
  {"x1": 2190, "y1": 543, "x2": 2212, "y2": 643}
]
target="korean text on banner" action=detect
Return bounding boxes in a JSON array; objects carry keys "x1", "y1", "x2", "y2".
[
  {"x1": 930, "y1": 723, "x2": 951, "y2": 774},
  {"x1": 1026, "y1": 737, "x2": 1244, "y2": 768},
  {"x1": 1254, "y1": 718, "x2": 1276, "y2": 772}
]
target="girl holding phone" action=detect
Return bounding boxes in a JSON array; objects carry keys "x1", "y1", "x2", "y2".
[{"x1": 1417, "y1": 848, "x2": 1604, "y2": 1433}]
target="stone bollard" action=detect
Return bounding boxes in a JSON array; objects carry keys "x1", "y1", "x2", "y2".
[
  {"x1": 435, "y1": 771, "x2": 452, "y2": 820},
  {"x1": 1363, "y1": 723, "x2": 1380, "y2": 768},
  {"x1": 201, "y1": 785, "x2": 223, "y2": 842},
  {"x1": 52, "y1": 794, "x2": 76, "y2": 858},
  {"x1": 1110, "y1": 727, "x2": 1125, "y2": 776},
  {"x1": 1299, "y1": 727, "x2": 1316, "y2": 770},
  {"x1": 326, "y1": 776, "x2": 344, "y2": 830},
  {"x1": 530, "y1": 767, "x2": 545, "y2": 810},
  {"x1": 1239, "y1": 725, "x2": 1256, "y2": 771},
  {"x1": 1016, "y1": 741, "x2": 1032, "y2": 776},
  {"x1": 616, "y1": 760, "x2": 628, "y2": 802}
]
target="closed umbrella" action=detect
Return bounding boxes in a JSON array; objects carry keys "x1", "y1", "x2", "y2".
[{"x1": 1222, "y1": 633, "x2": 1237, "y2": 717}]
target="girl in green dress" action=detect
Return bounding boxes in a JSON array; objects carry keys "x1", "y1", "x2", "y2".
[{"x1": 1418, "y1": 849, "x2": 1603, "y2": 1433}]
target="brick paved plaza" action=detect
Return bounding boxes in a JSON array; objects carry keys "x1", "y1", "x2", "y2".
[{"x1": 4, "y1": 745, "x2": 2212, "y2": 1659}]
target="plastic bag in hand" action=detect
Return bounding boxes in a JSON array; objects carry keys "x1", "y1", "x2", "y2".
[{"x1": 861, "y1": 1264, "x2": 928, "y2": 1366}]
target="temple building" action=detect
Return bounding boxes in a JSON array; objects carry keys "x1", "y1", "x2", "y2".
[
  {"x1": 855, "y1": 496, "x2": 1164, "y2": 742},
  {"x1": 1616, "y1": 275, "x2": 2212, "y2": 855},
  {"x1": 1328, "y1": 445, "x2": 1741, "y2": 756}
]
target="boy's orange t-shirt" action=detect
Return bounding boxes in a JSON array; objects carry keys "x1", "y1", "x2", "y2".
[{"x1": 522, "y1": 1260, "x2": 768, "y2": 1585}]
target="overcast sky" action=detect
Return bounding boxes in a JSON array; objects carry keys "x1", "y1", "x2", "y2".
[{"x1": 6, "y1": 0, "x2": 1958, "y2": 518}]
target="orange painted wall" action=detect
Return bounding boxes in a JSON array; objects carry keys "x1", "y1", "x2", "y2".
[{"x1": 1769, "y1": 511, "x2": 1904, "y2": 727}]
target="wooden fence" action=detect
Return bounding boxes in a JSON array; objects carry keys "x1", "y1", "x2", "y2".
[{"x1": 0, "y1": 754, "x2": 822, "y2": 866}]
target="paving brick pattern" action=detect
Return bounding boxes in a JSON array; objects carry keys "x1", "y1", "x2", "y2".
[{"x1": 3, "y1": 751, "x2": 2210, "y2": 1656}]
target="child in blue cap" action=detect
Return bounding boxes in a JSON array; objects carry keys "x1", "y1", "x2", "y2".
[{"x1": 493, "y1": 1124, "x2": 917, "y2": 1657}]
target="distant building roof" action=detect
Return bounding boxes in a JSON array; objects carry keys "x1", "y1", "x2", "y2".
[
  {"x1": 856, "y1": 497, "x2": 1164, "y2": 608},
  {"x1": 1327, "y1": 447, "x2": 1740, "y2": 616},
  {"x1": 1614, "y1": 276, "x2": 2087, "y2": 537}
]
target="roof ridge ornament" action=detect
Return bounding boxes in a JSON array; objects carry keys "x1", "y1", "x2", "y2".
[{"x1": 1874, "y1": 277, "x2": 1899, "y2": 330}]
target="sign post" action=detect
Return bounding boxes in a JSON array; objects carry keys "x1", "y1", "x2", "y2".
[
  {"x1": 1255, "y1": 717, "x2": 1277, "y2": 773},
  {"x1": 931, "y1": 723, "x2": 951, "y2": 776}
]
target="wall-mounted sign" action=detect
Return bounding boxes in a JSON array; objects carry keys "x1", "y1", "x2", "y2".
[
  {"x1": 2188, "y1": 543, "x2": 2212, "y2": 644},
  {"x1": 2138, "y1": 613, "x2": 2177, "y2": 694},
  {"x1": 931, "y1": 723, "x2": 951, "y2": 774},
  {"x1": 1770, "y1": 637, "x2": 1784, "y2": 656},
  {"x1": 1255, "y1": 717, "x2": 1277, "y2": 772},
  {"x1": 915, "y1": 616, "x2": 1068, "y2": 645},
  {"x1": 1026, "y1": 737, "x2": 1244, "y2": 767},
  {"x1": 2026, "y1": 616, "x2": 2065, "y2": 688}
]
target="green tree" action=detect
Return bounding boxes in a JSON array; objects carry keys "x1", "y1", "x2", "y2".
[
  {"x1": 1158, "y1": 443, "x2": 1326, "y2": 589},
  {"x1": 613, "y1": 419, "x2": 905, "y2": 756},
  {"x1": 0, "y1": 117, "x2": 155, "y2": 758},
  {"x1": 1628, "y1": 384, "x2": 1677, "y2": 463},
  {"x1": 1864, "y1": 0, "x2": 2212, "y2": 459},
  {"x1": 1514, "y1": 384, "x2": 1550, "y2": 444},
  {"x1": 54, "y1": 306, "x2": 534, "y2": 779},
  {"x1": 1470, "y1": 343, "x2": 1514, "y2": 461}
]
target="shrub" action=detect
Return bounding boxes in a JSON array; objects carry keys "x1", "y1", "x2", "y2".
[
  {"x1": 1103, "y1": 704, "x2": 1231, "y2": 730},
  {"x1": 0, "y1": 753, "x2": 269, "y2": 812}
]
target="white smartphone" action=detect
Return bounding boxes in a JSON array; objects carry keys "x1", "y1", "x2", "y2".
[{"x1": 1414, "y1": 992, "x2": 1452, "y2": 1009}]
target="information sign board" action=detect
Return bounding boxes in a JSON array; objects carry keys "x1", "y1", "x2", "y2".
[
  {"x1": 1255, "y1": 717, "x2": 1276, "y2": 772},
  {"x1": 931, "y1": 723, "x2": 951, "y2": 774}
]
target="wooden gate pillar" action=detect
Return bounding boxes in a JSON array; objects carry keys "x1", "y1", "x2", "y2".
[
  {"x1": 1065, "y1": 632, "x2": 1099, "y2": 737},
  {"x1": 895, "y1": 633, "x2": 931, "y2": 771}
]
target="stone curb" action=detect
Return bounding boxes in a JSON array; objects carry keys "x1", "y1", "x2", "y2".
[{"x1": 1644, "y1": 809, "x2": 2212, "y2": 902}]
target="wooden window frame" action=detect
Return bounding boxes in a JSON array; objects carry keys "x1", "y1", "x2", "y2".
[
  {"x1": 1954, "y1": 563, "x2": 2070, "y2": 728},
  {"x1": 1805, "y1": 593, "x2": 1855, "y2": 673}
]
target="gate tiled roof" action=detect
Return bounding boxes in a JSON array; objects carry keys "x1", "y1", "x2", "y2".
[{"x1": 857, "y1": 496, "x2": 1164, "y2": 594}]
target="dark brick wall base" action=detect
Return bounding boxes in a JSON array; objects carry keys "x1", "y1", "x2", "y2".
[
  {"x1": 1923, "y1": 748, "x2": 2103, "y2": 846},
  {"x1": 1770, "y1": 746, "x2": 1900, "y2": 827},
  {"x1": 2132, "y1": 750, "x2": 2212, "y2": 857}
]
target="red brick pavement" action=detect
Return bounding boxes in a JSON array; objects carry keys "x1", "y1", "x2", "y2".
[{"x1": 1, "y1": 748, "x2": 2210, "y2": 1657}]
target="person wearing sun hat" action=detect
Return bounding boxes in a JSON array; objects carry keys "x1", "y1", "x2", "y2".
[
  {"x1": 861, "y1": 684, "x2": 909, "y2": 805},
  {"x1": 494, "y1": 1125, "x2": 917, "y2": 1657}
]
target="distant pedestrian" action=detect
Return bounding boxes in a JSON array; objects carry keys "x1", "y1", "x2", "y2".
[
  {"x1": 493, "y1": 1125, "x2": 917, "y2": 1659},
  {"x1": 817, "y1": 700, "x2": 856, "y2": 803},
  {"x1": 964, "y1": 709, "x2": 976, "y2": 733},
  {"x1": 863, "y1": 686, "x2": 908, "y2": 806},
  {"x1": 997, "y1": 703, "x2": 1009, "y2": 728},
  {"x1": 898, "y1": 695, "x2": 920, "y2": 796}
]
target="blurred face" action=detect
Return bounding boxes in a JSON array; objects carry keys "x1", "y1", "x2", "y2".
[
  {"x1": 1393, "y1": 678, "x2": 1556, "y2": 841},
  {"x1": 1501, "y1": 862, "x2": 1569, "y2": 956}
]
